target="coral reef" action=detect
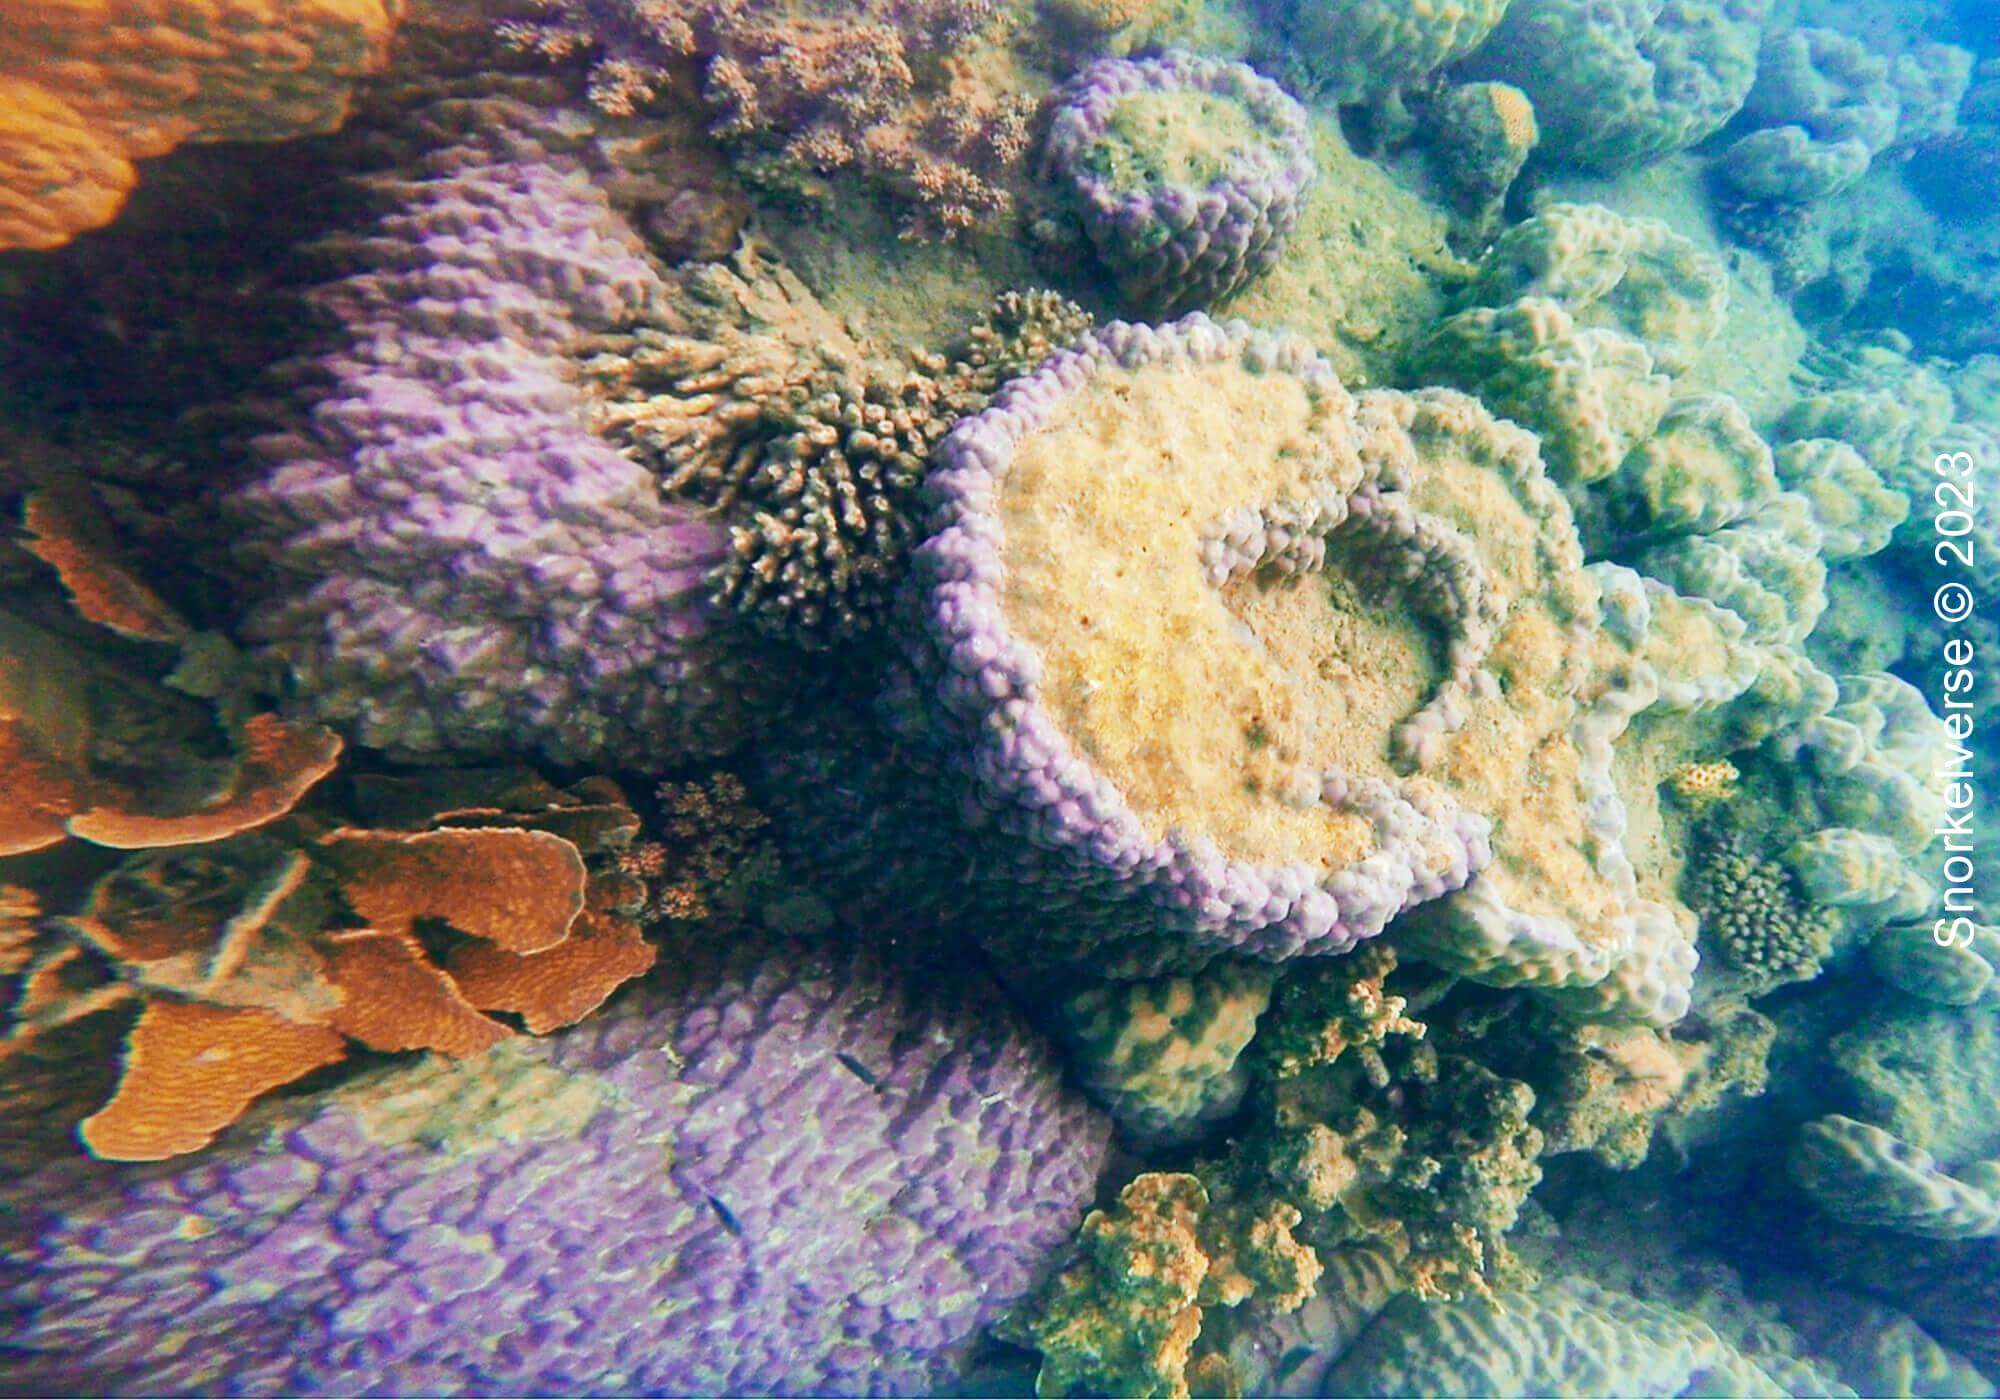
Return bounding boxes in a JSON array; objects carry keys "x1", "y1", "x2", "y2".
[
  {"x1": 497, "y1": 0, "x2": 1038, "y2": 237},
  {"x1": 0, "y1": 0, "x2": 400, "y2": 251},
  {"x1": 1423, "y1": 81, "x2": 1540, "y2": 247},
  {"x1": 1460, "y1": 0, "x2": 1765, "y2": 171},
  {"x1": 1682, "y1": 826, "x2": 1839, "y2": 995},
  {"x1": 0, "y1": 935, "x2": 1110, "y2": 1393},
  {"x1": 1265, "y1": 0, "x2": 1511, "y2": 109},
  {"x1": 228, "y1": 93, "x2": 787, "y2": 767},
  {"x1": 1042, "y1": 53, "x2": 1314, "y2": 315}
]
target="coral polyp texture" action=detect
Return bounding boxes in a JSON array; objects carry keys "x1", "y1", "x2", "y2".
[
  {"x1": 0, "y1": 0, "x2": 400, "y2": 252},
  {"x1": 1043, "y1": 53, "x2": 1315, "y2": 316},
  {"x1": 899, "y1": 314, "x2": 1490, "y2": 974},
  {"x1": 0, "y1": 937, "x2": 1110, "y2": 1395},
  {"x1": 1264, "y1": 0, "x2": 1512, "y2": 107},
  {"x1": 1460, "y1": 0, "x2": 1765, "y2": 171},
  {"x1": 227, "y1": 94, "x2": 782, "y2": 768}
]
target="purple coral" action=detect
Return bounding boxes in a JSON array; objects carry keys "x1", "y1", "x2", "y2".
[
  {"x1": 0, "y1": 935, "x2": 1110, "y2": 1396},
  {"x1": 227, "y1": 95, "x2": 780, "y2": 768},
  {"x1": 1043, "y1": 53, "x2": 1314, "y2": 316},
  {"x1": 894, "y1": 315, "x2": 1489, "y2": 977}
]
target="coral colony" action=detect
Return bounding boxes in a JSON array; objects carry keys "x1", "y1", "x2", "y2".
[{"x1": 1, "y1": 0, "x2": 1997, "y2": 1395}]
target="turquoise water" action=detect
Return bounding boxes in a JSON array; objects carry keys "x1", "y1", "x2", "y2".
[{"x1": 0, "y1": 0, "x2": 1995, "y2": 1395}]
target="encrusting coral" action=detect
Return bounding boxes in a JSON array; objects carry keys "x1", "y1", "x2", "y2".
[
  {"x1": 228, "y1": 91, "x2": 789, "y2": 768},
  {"x1": 1042, "y1": 52, "x2": 1315, "y2": 315},
  {"x1": 0, "y1": 0, "x2": 401, "y2": 252}
]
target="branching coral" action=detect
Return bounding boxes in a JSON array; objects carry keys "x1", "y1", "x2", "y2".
[
  {"x1": 0, "y1": 934, "x2": 1110, "y2": 1394},
  {"x1": 0, "y1": 0, "x2": 400, "y2": 252},
  {"x1": 1042, "y1": 52, "x2": 1315, "y2": 315},
  {"x1": 1681, "y1": 825, "x2": 1838, "y2": 996},
  {"x1": 497, "y1": 0, "x2": 1036, "y2": 236}
]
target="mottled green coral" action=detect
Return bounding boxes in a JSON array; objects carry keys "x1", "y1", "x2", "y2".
[
  {"x1": 1426, "y1": 81, "x2": 1539, "y2": 247},
  {"x1": 1639, "y1": 493, "x2": 1829, "y2": 644},
  {"x1": 1461, "y1": 0, "x2": 1764, "y2": 171},
  {"x1": 1054, "y1": 961, "x2": 1276, "y2": 1144},
  {"x1": 1776, "y1": 438, "x2": 1909, "y2": 560},
  {"x1": 1868, "y1": 923, "x2": 1996, "y2": 1007},
  {"x1": 1615, "y1": 392, "x2": 1779, "y2": 537},
  {"x1": 1778, "y1": 672, "x2": 1954, "y2": 854},
  {"x1": 1786, "y1": 827, "x2": 1928, "y2": 919},
  {"x1": 1682, "y1": 826, "x2": 1839, "y2": 995}
]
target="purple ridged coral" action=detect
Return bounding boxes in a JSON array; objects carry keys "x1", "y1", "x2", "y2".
[
  {"x1": 227, "y1": 95, "x2": 778, "y2": 768},
  {"x1": 1043, "y1": 53, "x2": 1314, "y2": 315},
  {"x1": 894, "y1": 314, "x2": 1489, "y2": 977},
  {"x1": 0, "y1": 936, "x2": 1109, "y2": 1396}
]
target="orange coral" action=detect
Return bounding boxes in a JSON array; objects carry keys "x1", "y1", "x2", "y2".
[
  {"x1": 446, "y1": 909, "x2": 657, "y2": 1034},
  {"x1": 0, "y1": 0, "x2": 402, "y2": 251},
  {"x1": 316, "y1": 826, "x2": 588, "y2": 953},
  {"x1": 19, "y1": 487, "x2": 189, "y2": 643},
  {"x1": 318, "y1": 928, "x2": 511, "y2": 1056},
  {"x1": 79, "y1": 1000, "x2": 345, "y2": 1160}
]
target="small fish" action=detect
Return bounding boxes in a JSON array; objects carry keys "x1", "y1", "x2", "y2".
[
  {"x1": 707, "y1": 1194, "x2": 743, "y2": 1237},
  {"x1": 835, "y1": 1051, "x2": 882, "y2": 1089}
]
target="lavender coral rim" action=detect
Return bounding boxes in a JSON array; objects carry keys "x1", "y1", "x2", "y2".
[{"x1": 912, "y1": 313, "x2": 1491, "y2": 955}]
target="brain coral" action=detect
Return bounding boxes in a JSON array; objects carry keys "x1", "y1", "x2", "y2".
[
  {"x1": 1459, "y1": 0, "x2": 1764, "y2": 171},
  {"x1": 1322, "y1": 1275, "x2": 1851, "y2": 1397},
  {"x1": 1042, "y1": 53, "x2": 1315, "y2": 316},
  {"x1": 0, "y1": 0, "x2": 399, "y2": 252},
  {"x1": 0, "y1": 935, "x2": 1110, "y2": 1395},
  {"x1": 897, "y1": 315, "x2": 1491, "y2": 975},
  {"x1": 228, "y1": 94, "x2": 785, "y2": 768}
]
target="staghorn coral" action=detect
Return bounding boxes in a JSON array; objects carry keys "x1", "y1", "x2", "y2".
[
  {"x1": 0, "y1": 0, "x2": 400, "y2": 252},
  {"x1": 1042, "y1": 53, "x2": 1314, "y2": 316},
  {"x1": 0, "y1": 933, "x2": 1110, "y2": 1394},
  {"x1": 228, "y1": 93, "x2": 789, "y2": 768},
  {"x1": 1682, "y1": 825, "x2": 1838, "y2": 996},
  {"x1": 497, "y1": 0, "x2": 1037, "y2": 237},
  {"x1": 1458, "y1": 0, "x2": 1765, "y2": 172}
]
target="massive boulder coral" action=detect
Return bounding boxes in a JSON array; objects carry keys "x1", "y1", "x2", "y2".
[
  {"x1": 228, "y1": 94, "x2": 787, "y2": 768},
  {"x1": 1457, "y1": 0, "x2": 1765, "y2": 172},
  {"x1": 897, "y1": 315, "x2": 1490, "y2": 975},
  {"x1": 1042, "y1": 53, "x2": 1315, "y2": 316},
  {"x1": 0, "y1": 935, "x2": 1110, "y2": 1395},
  {"x1": 0, "y1": 0, "x2": 400, "y2": 252},
  {"x1": 1260, "y1": 0, "x2": 1511, "y2": 108}
]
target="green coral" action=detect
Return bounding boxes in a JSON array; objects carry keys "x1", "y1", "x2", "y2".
[
  {"x1": 1416, "y1": 297, "x2": 1670, "y2": 485},
  {"x1": 1053, "y1": 961, "x2": 1276, "y2": 1144},
  {"x1": 1867, "y1": 923, "x2": 1997, "y2": 1008},
  {"x1": 1322, "y1": 1275, "x2": 1854, "y2": 1397},
  {"x1": 1777, "y1": 672, "x2": 1954, "y2": 854},
  {"x1": 1682, "y1": 826, "x2": 1839, "y2": 995},
  {"x1": 1785, "y1": 827, "x2": 1929, "y2": 919},
  {"x1": 1614, "y1": 392, "x2": 1780, "y2": 537},
  {"x1": 1278, "y1": 0, "x2": 1512, "y2": 106},
  {"x1": 1828, "y1": 1000, "x2": 2000, "y2": 1168},
  {"x1": 1466, "y1": 204, "x2": 1730, "y2": 374},
  {"x1": 1425, "y1": 81, "x2": 1539, "y2": 247},
  {"x1": 1460, "y1": 0, "x2": 1764, "y2": 171},
  {"x1": 1791, "y1": 1115, "x2": 2000, "y2": 1241},
  {"x1": 1639, "y1": 493, "x2": 1829, "y2": 645}
]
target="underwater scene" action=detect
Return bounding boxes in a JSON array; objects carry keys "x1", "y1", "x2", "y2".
[{"x1": 0, "y1": 0, "x2": 1996, "y2": 1395}]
